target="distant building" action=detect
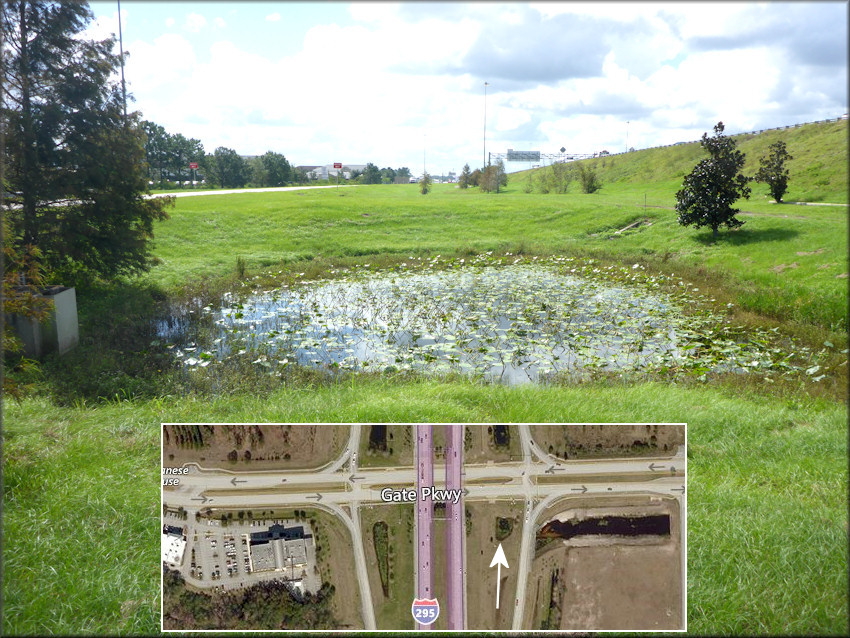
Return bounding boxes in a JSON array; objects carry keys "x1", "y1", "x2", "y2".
[{"x1": 298, "y1": 164, "x2": 367, "y2": 180}]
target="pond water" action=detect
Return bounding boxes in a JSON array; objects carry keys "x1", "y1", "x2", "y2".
[{"x1": 162, "y1": 263, "x2": 722, "y2": 384}]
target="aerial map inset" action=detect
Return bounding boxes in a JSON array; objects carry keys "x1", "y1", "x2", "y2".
[{"x1": 161, "y1": 423, "x2": 686, "y2": 631}]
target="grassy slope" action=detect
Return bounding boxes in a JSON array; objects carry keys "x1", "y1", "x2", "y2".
[
  {"x1": 514, "y1": 118, "x2": 849, "y2": 204},
  {"x1": 149, "y1": 184, "x2": 846, "y2": 330},
  {"x1": 3, "y1": 119, "x2": 848, "y2": 635}
]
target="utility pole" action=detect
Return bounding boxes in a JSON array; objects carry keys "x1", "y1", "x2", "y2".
[
  {"x1": 483, "y1": 81, "x2": 489, "y2": 168},
  {"x1": 117, "y1": 0, "x2": 127, "y2": 120}
]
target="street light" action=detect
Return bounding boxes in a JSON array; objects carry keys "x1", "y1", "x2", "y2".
[
  {"x1": 483, "y1": 81, "x2": 489, "y2": 168},
  {"x1": 626, "y1": 120, "x2": 630, "y2": 152}
]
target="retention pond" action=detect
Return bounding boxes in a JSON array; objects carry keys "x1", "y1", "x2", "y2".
[{"x1": 159, "y1": 256, "x2": 805, "y2": 385}]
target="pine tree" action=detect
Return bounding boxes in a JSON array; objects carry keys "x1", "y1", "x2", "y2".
[
  {"x1": 1, "y1": 0, "x2": 173, "y2": 281},
  {"x1": 458, "y1": 163, "x2": 471, "y2": 189}
]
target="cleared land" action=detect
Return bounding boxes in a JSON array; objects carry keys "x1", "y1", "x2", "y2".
[{"x1": 525, "y1": 495, "x2": 682, "y2": 631}]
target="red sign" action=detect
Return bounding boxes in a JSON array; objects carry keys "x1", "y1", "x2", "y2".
[
  {"x1": 333, "y1": 162, "x2": 342, "y2": 169},
  {"x1": 189, "y1": 162, "x2": 199, "y2": 169}
]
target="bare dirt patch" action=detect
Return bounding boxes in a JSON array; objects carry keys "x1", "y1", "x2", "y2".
[
  {"x1": 162, "y1": 423, "x2": 349, "y2": 470},
  {"x1": 770, "y1": 262, "x2": 799, "y2": 273},
  {"x1": 526, "y1": 496, "x2": 682, "y2": 631},
  {"x1": 796, "y1": 248, "x2": 826, "y2": 256},
  {"x1": 531, "y1": 424, "x2": 684, "y2": 459}
]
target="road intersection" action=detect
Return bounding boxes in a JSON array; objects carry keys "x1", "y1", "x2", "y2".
[{"x1": 163, "y1": 424, "x2": 685, "y2": 631}]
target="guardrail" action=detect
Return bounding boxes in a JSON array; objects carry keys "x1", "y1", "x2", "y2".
[{"x1": 598, "y1": 114, "x2": 848, "y2": 158}]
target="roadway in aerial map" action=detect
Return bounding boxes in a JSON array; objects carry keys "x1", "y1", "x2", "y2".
[{"x1": 161, "y1": 423, "x2": 686, "y2": 631}]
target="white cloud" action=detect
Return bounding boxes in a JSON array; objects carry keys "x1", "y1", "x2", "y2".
[
  {"x1": 165, "y1": 17, "x2": 175, "y2": 28},
  {"x1": 214, "y1": 17, "x2": 226, "y2": 29},
  {"x1": 185, "y1": 12, "x2": 207, "y2": 33},
  {"x1": 348, "y1": 2, "x2": 401, "y2": 23},
  {"x1": 108, "y1": 1, "x2": 846, "y2": 171}
]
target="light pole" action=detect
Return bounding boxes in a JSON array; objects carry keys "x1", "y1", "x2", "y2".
[
  {"x1": 483, "y1": 81, "x2": 489, "y2": 168},
  {"x1": 117, "y1": 0, "x2": 127, "y2": 120},
  {"x1": 626, "y1": 120, "x2": 630, "y2": 152}
]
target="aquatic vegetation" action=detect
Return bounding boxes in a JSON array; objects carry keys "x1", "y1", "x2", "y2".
[{"x1": 161, "y1": 254, "x2": 836, "y2": 385}]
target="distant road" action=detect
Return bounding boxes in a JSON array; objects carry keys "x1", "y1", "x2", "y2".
[{"x1": 145, "y1": 185, "x2": 353, "y2": 199}]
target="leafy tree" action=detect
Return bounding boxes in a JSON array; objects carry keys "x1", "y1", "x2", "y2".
[
  {"x1": 549, "y1": 162, "x2": 572, "y2": 193},
  {"x1": 207, "y1": 147, "x2": 247, "y2": 188},
  {"x1": 292, "y1": 166, "x2": 308, "y2": 184},
  {"x1": 395, "y1": 166, "x2": 412, "y2": 181},
  {"x1": 140, "y1": 121, "x2": 203, "y2": 184},
  {"x1": 141, "y1": 120, "x2": 169, "y2": 182},
  {"x1": 419, "y1": 172, "x2": 432, "y2": 194},
  {"x1": 2, "y1": 0, "x2": 173, "y2": 280},
  {"x1": 676, "y1": 122, "x2": 751, "y2": 239},
  {"x1": 480, "y1": 160, "x2": 506, "y2": 193},
  {"x1": 167, "y1": 133, "x2": 204, "y2": 182},
  {"x1": 380, "y1": 167, "x2": 396, "y2": 184},
  {"x1": 577, "y1": 163, "x2": 602, "y2": 193},
  {"x1": 458, "y1": 164, "x2": 471, "y2": 189},
  {"x1": 248, "y1": 156, "x2": 267, "y2": 187},
  {"x1": 260, "y1": 151, "x2": 291, "y2": 186},
  {"x1": 360, "y1": 162, "x2": 381, "y2": 185},
  {"x1": 469, "y1": 168, "x2": 482, "y2": 187},
  {"x1": 754, "y1": 140, "x2": 793, "y2": 203}
]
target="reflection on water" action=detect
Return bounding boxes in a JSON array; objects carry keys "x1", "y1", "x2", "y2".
[{"x1": 160, "y1": 265, "x2": 696, "y2": 384}]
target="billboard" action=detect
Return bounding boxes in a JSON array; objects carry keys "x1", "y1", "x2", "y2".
[{"x1": 506, "y1": 149, "x2": 541, "y2": 161}]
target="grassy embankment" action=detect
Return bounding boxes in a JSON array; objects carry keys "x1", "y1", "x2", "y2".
[{"x1": 3, "y1": 119, "x2": 847, "y2": 635}]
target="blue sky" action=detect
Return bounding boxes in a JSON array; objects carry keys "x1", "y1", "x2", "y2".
[{"x1": 86, "y1": 1, "x2": 848, "y2": 175}]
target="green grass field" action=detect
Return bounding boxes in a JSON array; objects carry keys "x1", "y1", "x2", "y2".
[{"x1": 3, "y1": 119, "x2": 848, "y2": 635}]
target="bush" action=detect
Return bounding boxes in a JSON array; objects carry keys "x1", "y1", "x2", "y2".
[
  {"x1": 419, "y1": 172, "x2": 432, "y2": 194},
  {"x1": 578, "y1": 163, "x2": 602, "y2": 193}
]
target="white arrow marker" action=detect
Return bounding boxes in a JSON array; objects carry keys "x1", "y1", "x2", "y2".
[{"x1": 489, "y1": 543, "x2": 510, "y2": 609}]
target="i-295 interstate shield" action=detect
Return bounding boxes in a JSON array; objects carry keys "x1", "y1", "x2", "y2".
[{"x1": 412, "y1": 598, "x2": 440, "y2": 626}]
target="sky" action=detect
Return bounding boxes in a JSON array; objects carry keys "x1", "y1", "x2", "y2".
[{"x1": 86, "y1": 1, "x2": 848, "y2": 175}]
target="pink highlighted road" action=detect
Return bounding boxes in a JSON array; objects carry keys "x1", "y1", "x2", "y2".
[
  {"x1": 445, "y1": 423, "x2": 465, "y2": 630},
  {"x1": 415, "y1": 424, "x2": 434, "y2": 630}
]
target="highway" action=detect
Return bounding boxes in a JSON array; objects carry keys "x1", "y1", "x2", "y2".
[
  {"x1": 444, "y1": 423, "x2": 465, "y2": 630},
  {"x1": 163, "y1": 424, "x2": 685, "y2": 631},
  {"x1": 415, "y1": 424, "x2": 435, "y2": 630}
]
